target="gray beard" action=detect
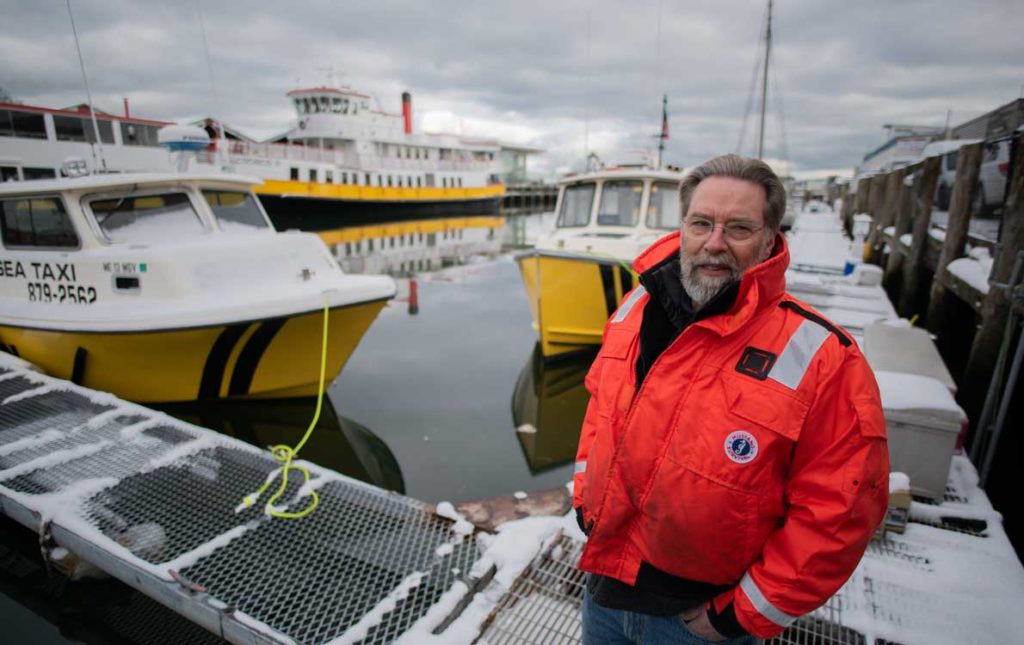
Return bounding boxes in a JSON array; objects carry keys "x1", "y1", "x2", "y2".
[{"x1": 679, "y1": 250, "x2": 741, "y2": 309}]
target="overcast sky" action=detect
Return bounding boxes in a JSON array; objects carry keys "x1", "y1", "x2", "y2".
[{"x1": 1, "y1": 0, "x2": 1022, "y2": 178}]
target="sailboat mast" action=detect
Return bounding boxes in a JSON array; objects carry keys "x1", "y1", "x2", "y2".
[{"x1": 756, "y1": 0, "x2": 772, "y2": 160}]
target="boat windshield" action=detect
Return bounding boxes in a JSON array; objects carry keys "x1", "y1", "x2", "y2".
[
  {"x1": 90, "y1": 192, "x2": 206, "y2": 243},
  {"x1": 646, "y1": 181, "x2": 681, "y2": 230},
  {"x1": 556, "y1": 183, "x2": 594, "y2": 228},
  {"x1": 202, "y1": 190, "x2": 269, "y2": 231},
  {"x1": 596, "y1": 180, "x2": 642, "y2": 227}
]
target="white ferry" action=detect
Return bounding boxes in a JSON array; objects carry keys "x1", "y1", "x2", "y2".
[
  {"x1": 0, "y1": 171, "x2": 396, "y2": 403},
  {"x1": 0, "y1": 87, "x2": 506, "y2": 230},
  {"x1": 516, "y1": 167, "x2": 685, "y2": 357}
]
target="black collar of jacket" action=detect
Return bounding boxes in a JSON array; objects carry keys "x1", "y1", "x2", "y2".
[{"x1": 638, "y1": 253, "x2": 739, "y2": 331}]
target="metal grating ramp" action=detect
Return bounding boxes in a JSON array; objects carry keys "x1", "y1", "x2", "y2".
[{"x1": 0, "y1": 366, "x2": 482, "y2": 644}]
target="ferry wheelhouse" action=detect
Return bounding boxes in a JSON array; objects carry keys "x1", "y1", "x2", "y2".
[
  {"x1": 0, "y1": 172, "x2": 395, "y2": 402},
  {"x1": 516, "y1": 167, "x2": 684, "y2": 357}
]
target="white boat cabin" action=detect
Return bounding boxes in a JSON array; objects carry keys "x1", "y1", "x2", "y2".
[{"x1": 536, "y1": 168, "x2": 686, "y2": 260}]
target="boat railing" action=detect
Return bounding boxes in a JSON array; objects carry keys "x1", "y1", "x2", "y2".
[{"x1": 210, "y1": 141, "x2": 496, "y2": 173}]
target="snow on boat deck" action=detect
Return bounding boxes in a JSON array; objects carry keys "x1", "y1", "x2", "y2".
[{"x1": 1, "y1": 204, "x2": 1022, "y2": 644}]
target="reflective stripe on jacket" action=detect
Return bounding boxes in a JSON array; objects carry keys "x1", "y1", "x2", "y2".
[{"x1": 573, "y1": 231, "x2": 889, "y2": 639}]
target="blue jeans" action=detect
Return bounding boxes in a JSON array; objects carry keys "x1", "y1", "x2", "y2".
[{"x1": 581, "y1": 585, "x2": 759, "y2": 644}]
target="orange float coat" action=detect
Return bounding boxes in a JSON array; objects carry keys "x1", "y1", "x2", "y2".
[{"x1": 573, "y1": 232, "x2": 889, "y2": 638}]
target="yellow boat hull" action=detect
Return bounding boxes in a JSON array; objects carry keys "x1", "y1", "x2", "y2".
[
  {"x1": 516, "y1": 251, "x2": 638, "y2": 358},
  {"x1": 0, "y1": 299, "x2": 388, "y2": 403}
]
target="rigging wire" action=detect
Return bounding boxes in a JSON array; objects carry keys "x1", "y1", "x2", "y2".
[{"x1": 735, "y1": 2, "x2": 769, "y2": 156}]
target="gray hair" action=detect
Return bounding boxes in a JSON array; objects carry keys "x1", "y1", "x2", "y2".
[{"x1": 678, "y1": 154, "x2": 786, "y2": 232}]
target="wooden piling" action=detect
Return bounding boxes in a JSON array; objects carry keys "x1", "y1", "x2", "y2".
[
  {"x1": 960, "y1": 134, "x2": 1024, "y2": 421},
  {"x1": 897, "y1": 156, "x2": 941, "y2": 317},
  {"x1": 926, "y1": 143, "x2": 985, "y2": 332},
  {"x1": 868, "y1": 170, "x2": 904, "y2": 264}
]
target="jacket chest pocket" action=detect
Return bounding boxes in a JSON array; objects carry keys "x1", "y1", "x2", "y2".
[
  {"x1": 593, "y1": 328, "x2": 638, "y2": 426},
  {"x1": 675, "y1": 373, "x2": 809, "y2": 497}
]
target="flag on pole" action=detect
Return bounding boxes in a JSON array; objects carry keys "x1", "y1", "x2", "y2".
[{"x1": 661, "y1": 94, "x2": 670, "y2": 140}]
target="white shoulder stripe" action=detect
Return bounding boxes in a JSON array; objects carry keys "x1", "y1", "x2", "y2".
[
  {"x1": 768, "y1": 319, "x2": 831, "y2": 389},
  {"x1": 574, "y1": 460, "x2": 587, "y2": 474},
  {"x1": 740, "y1": 573, "x2": 798, "y2": 628},
  {"x1": 611, "y1": 286, "x2": 647, "y2": 323}
]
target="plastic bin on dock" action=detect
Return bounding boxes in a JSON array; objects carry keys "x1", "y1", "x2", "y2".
[
  {"x1": 863, "y1": 322, "x2": 957, "y2": 393},
  {"x1": 874, "y1": 371, "x2": 965, "y2": 501}
]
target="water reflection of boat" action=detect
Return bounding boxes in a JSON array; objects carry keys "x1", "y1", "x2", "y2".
[
  {"x1": 515, "y1": 167, "x2": 683, "y2": 357},
  {"x1": 318, "y1": 215, "x2": 505, "y2": 276},
  {"x1": 511, "y1": 345, "x2": 597, "y2": 474},
  {"x1": 157, "y1": 397, "x2": 405, "y2": 493},
  {"x1": 0, "y1": 172, "x2": 396, "y2": 402}
]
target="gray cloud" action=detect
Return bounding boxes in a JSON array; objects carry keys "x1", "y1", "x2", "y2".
[{"x1": 1, "y1": 0, "x2": 1022, "y2": 176}]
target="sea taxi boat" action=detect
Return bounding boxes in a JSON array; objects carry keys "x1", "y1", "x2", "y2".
[
  {"x1": 0, "y1": 172, "x2": 396, "y2": 402},
  {"x1": 516, "y1": 167, "x2": 684, "y2": 357}
]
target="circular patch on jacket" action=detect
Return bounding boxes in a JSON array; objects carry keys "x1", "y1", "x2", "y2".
[{"x1": 724, "y1": 431, "x2": 758, "y2": 464}]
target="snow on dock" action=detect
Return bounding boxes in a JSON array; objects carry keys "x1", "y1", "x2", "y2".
[{"x1": 2, "y1": 202, "x2": 1023, "y2": 644}]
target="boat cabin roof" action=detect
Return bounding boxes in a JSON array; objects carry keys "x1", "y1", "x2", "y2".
[
  {"x1": 0, "y1": 172, "x2": 261, "y2": 198},
  {"x1": 558, "y1": 167, "x2": 687, "y2": 186}
]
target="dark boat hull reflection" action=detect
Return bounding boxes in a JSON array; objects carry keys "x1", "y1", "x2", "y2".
[
  {"x1": 511, "y1": 344, "x2": 598, "y2": 474},
  {"x1": 156, "y1": 397, "x2": 405, "y2": 494}
]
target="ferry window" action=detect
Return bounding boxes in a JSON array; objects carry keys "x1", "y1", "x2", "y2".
[
  {"x1": 0, "y1": 110, "x2": 47, "y2": 139},
  {"x1": 365, "y1": 172, "x2": 371, "y2": 185},
  {"x1": 597, "y1": 180, "x2": 643, "y2": 226},
  {"x1": 345, "y1": 242, "x2": 351, "y2": 256},
  {"x1": 326, "y1": 171, "x2": 333, "y2": 183},
  {"x1": 1, "y1": 166, "x2": 17, "y2": 181},
  {"x1": 203, "y1": 190, "x2": 269, "y2": 230},
  {"x1": 294, "y1": 99, "x2": 305, "y2": 114},
  {"x1": 341, "y1": 172, "x2": 348, "y2": 184},
  {"x1": 646, "y1": 181, "x2": 681, "y2": 230},
  {"x1": 53, "y1": 116, "x2": 114, "y2": 144},
  {"x1": 368, "y1": 239, "x2": 374, "y2": 251},
  {"x1": 319, "y1": 97, "x2": 329, "y2": 112},
  {"x1": 120, "y1": 122, "x2": 158, "y2": 146},
  {"x1": 458, "y1": 178, "x2": 463, "y2": 187},
  {"x1": 416, "y1": 177, "x2": 422, "y2": 188},
  {"x1": 290, "y1": 167, "x2": 299, "y2": 181},
  {"x1": 387, "y1": 176, "x2": 393, "y2": 187},
  {"x1": 23, "y1": 167, "x2": 56, "y2": 180},
  {"x1": 90, "y1": 192, "x2": 205, "y2": 243},
  {"x1": 332, "y1": 98, "x2": 342, "y2": 113},
  {"x1": 310, "y1": 168, "x2": 319, "y2": 183},
  {"x1": 556, "y1": 183, "x2": 595, "y2": 228},
  {"x1": 425, "y1": 173, "x2": 435, "y2": 187},
  {"x1": 1, "y1": 196, "x2": 79, "y2": 248}
]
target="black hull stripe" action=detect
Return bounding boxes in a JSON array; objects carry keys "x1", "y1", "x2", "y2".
[
  {"x1": 71, "y1": 347, "x2": 87, "y2": 385},
  {"x1": 599, "y1": 265, "x2": 617, "y2": 317},
  {"x1": 228, "y1": 318, "x2": 288, "y2": 397},
  {"x1": 618, "y1": 265, "x2": 634, "y2": 297},
  {"x1": 198, "y1": 324, "x2": 250, "y2": 400}
]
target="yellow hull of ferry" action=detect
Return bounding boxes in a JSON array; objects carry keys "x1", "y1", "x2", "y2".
[
  {"x1": 254, "y1": 180, "x2": 505, "y2": 203},
  {"x1": 516, "y1": 251, "x2": 638, "y2": 358},
  {"x1": 0, "y1": 299, "x2": 388, "y2": 403}
]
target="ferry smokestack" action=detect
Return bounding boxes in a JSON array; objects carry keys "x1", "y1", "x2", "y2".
[
  {"x1": 402, "y1": 92, "x2": 412, "y2": 135},
  {"x1": 123, "y1": 97, "x2": 130, "y2": 119}
]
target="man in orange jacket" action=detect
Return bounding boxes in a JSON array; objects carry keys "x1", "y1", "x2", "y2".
[{"x1": 574, "y1": 154, "x2": 889, "y2": 643}]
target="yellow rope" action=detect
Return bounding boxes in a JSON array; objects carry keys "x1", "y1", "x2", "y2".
[{"x1": 239, "y1": 295, "x2": 330, "y2": 519}]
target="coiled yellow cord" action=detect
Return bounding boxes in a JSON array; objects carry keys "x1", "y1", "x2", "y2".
[{"x1": 239, "y1": 295, "x2": 329, "y2": 519}]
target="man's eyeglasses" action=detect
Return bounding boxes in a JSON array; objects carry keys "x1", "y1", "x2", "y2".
[{"x1": 683, "y1": 216, "x2": 764, "y2": 243}]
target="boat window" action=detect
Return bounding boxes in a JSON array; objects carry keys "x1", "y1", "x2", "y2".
[
  {"x1": 294, "y1": 99, "x2": 305, "y2": 114},
  {"x1": 203, "y1": 191, "x2": 269, "y2": 231},
  {"x1": 597, "y1": 180, "x2": 643, "y2": 227},
  {"x1": 0, "y1": 109, "x2": 47, "y2": 139},
  {"x1": 0, "y1": 196, "x2": 79, "y2": 248},
  {"x1": 646, "y1": 181, "x2": 681, "y2": 230},
  {"x1": 23, "y1": 167, "x2": 56, "y2": 180},
  {"x1": 556, "y1": 183, "x2": 595, "y2": 228},
  {"x1": 54, "y1": 116, "x2": 114, "y2": 144},
  {"x1": 120, "y1": 122, "x2": 159, "y2": 146},
  {"x1": 90, "y1": 192, "x2": 205, "y2": 243}
]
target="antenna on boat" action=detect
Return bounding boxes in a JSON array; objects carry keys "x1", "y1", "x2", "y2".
[
  {"x1": 65, "y1": 0, "x2": 107, "y2": 173},
  {"x1": 196, "y1": 0, "x2": 228, "y2": 170}
]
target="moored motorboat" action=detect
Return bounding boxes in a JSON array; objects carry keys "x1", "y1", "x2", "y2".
[
  {"x1": 515, "y1": 167, "x2": 684, "y2": 357},
  {"x1": 0, "y1": 172, "x2": 396, "y2": 402}
]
